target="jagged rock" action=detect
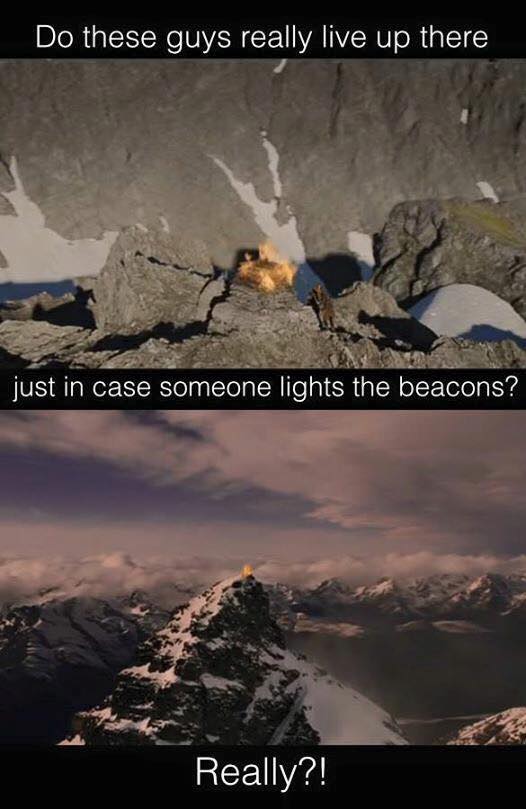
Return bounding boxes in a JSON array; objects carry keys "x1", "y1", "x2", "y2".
[
  {"x1": 1, "y1": 259, "x2": 525, "y2": 368},
  {"x1": 69, "y1": 575, "x2": 406, "y2": 745},
  {"x1": 0, "y1": 291, "x2": 75, "y2": 322},
  {"x1": 374, "y1": 198, "x2": 526, "y2": 317},
  {"x1": 0, "y1": 320, "x2": 94, "y2": 365},
  {"x1": 91, "y1": 227, "x2": 214, "y2": 334},
  {"x1": 73, "y1": 331, "x2": 523, "y2": 370},
  {"x1": 448, "y1": 708, "x2": 526, "y2": 745},
  {"x1": 332, "y1": 282, "x2": 437, "y2": 350},
  {"x1": 0, "y1": 594, "x2": 169, "y2": 744},
  {"x1": 208, "y1": 283, "x2": 319, "y2": 334},
  {"x1": 335, "y1": 334, "x2": 526, "y2": 369},
  {"x1": 0, "y1": 289, "x2": 93, "y2": 328}
]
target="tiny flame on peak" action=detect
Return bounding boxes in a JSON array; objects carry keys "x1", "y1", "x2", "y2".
[{"x1": 242, "y1": 564, "x2": 254, "y2": 578}]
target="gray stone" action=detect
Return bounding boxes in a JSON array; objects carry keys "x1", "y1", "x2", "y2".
[
  {"x1": 374, "y1": 198, "x2": 526, "y2": 318},
  {"x1": 2, "y1": 60, "x2": 526, "y2": 268},
  {"x1": 0, "y1": 290, "x2": 88, "y2": 327},
  {"x1": 332, "y1": 282, "x2": 437, "y2": 350},
  {"x1": 209, "y1": 283, "x2": 321, "y2": 336},
  {"x1": 0, "y1": 321, "x2": 94, "y2": 365},
  {"x1": 91, "y1": 226, "x2": 214, "y2": 334}
]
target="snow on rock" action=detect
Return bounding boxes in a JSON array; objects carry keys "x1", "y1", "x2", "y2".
[
  {"x1": 347, "y1": 231, "x2": 375, "y2": 281},
  {"x1": 294, "y1": 616, "x2": 367, "y2": 638},
  {"x1": 477, "y1": 181, "x2": 499, "y2": 203},
  {"x1": 0, "y1": 157, "x2": 117, "y2": 284},
  {"x1": 209, "y1": 135, "x2": 306, "y2": 265},
  {"x1": 431, "y1": 620, "x2": 491, "y2": 634},
  {"x1": 273, "y1": 59, "x2": 288, "y2": 74},
  {"x1": 450, "y1": 707, "x2": 526, "y2": 745},
  {"x1": 296, "y1": 572, "x2": 525, "y2": 624},
  {"x1": 409, "y1": 284, "x2": 526, "y2": 345},
  {"x1": 58, "y1": 734, "x2": 85, "y2": 746},
  {"x1": 69, "y1": 575, "x2": 406, "y2": 745}
]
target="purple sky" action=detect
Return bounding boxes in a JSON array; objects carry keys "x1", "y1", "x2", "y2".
[{"x1": 0, "y1": 411, "x2": 524, "y2": 592}]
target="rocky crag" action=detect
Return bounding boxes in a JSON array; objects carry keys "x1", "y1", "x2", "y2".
[
  {"x1": 0, "y1": 224, "x2": 524, "y2": 369},
  {"x1": 2, "y1": 60, "x2": 526, "y2": 368},
  {"x1": 68, "y1": 574, "x2": 406, "y2": 745}
]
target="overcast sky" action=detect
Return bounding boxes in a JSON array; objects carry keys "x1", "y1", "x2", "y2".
[{"x1": 0, "y1": 410, "x2": 524, "y2": 593}]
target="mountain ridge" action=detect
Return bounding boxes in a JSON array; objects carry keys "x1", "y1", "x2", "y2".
[{"x1": 67, "y1": 574, "x2": 406, "y2": 745}]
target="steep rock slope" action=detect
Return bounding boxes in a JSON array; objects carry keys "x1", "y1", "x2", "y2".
[
  {"x1": 2, "y1": 60, "x2": 526, "y2": 269},
  {"x1": 0, "y1": 594, "x2": 167, "y2": 742},
  {"x1": 449, "y1": 708, "x2": 526, "y2": 745},
  {"x1": 70, "y1": 575, "x2": 406, "y2": 745},
  {"x1": 374, "y1": 198, "x2": 526, "y2": 317}
]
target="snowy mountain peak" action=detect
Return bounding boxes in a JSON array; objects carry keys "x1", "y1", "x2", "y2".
[
  {"x1": 313, "y1": 578, "x2": 354, "y2": 598},
  {"x1": 448, "y1": 572, "x2": 526, "y2": 611},
  {"x1": 355, "y1": 577, "x2": 399, "y2": 599},
  {"x1": 69, "y1": 575, "x2": 406, "y2": 746}
]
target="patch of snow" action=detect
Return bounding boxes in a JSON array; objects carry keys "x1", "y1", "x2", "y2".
[
  {"x1": 58, "y1": 734, "x2": 85, "y2": 746},
  {"x1": 476, "y1": 181, "x2": 499, "y2": 203},
  {"x1": 201, "y1": 673, "x2": 243, "y2": 691},
  {"x1": 209, "y1": 139, "x2": 306, "y2": 265},
  {"x1": 347, "y1": 231, "x2": 375, "y2": 281},
  {"x1": 409, "y1": 284, "x2": 526, "y2": 345},
  {"x1": 432, "y1": 620, "x2": 491, "y2": 634},
  {"x1": 159, "y1": 215, "x2": 170, "y2": 233},
  {"x1": 0, "y1": 157, "x2": 117, "y2": 284},
  {"x1": 268, "y1": 646, "x2": 406, "y2": 745},
  {"x1": 210, "y1": 134, "x2": 331, "y2": 303},
  {"x1": 260, "y1": 131, "x2": 283, "y2": 199},
  {"x1": 294, "y1": 617, "x2": 366, "y2": 638},
  {"x1": 274, "y1": 59, "x2": 288, "y2": 74},
  {"x1": 460, "y1": 108, "x2": 469, "y2": 125}
]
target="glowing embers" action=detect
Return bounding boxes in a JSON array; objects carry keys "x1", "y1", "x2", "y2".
[{"x1": 236, "y1": 242, "x2": 297, "y2": 293}]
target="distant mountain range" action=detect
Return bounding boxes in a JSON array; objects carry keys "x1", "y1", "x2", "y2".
[
  {"x1": 2, "y1": 571, "x2": 526, "y2": 744},
  {"x1": 268, "y1": 572, "x2": 526, "y2": 627}
]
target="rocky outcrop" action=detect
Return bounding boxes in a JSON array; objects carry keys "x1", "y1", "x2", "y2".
[
  {"x1": 0, "y1": 594, "x2": 167, "y2": 743},
  {"x1": 449, "y1": 708, "x2": 526, "y2": 745},
  {"x1": 0, "y1": 321, "x2": 95, "y2": 365},
  {"x1": 90, "y1": 227, "x2": 214, "y2": 334},
  {"x1": 0, "y1": 223, "x2": 525, "y2": 368},
  {"x1": 1, "y1": 285, "x2": 525, "y2": 370},
  {"x1": 374, "y1": 198, "x2": 526, "y2": 317},
  {"x1": 332, "y1": 282, "x2": 436, "y2": 350},
  {"x1": 69, "y1": 575, "x2": 406, "y2": 745}
]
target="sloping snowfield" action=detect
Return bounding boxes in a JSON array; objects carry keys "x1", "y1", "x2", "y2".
[{"x1": 410, "y1": 284, "x2": 526, "y2": 345}]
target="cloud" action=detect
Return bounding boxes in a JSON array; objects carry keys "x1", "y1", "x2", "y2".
[
  {"x1": 0, "y1": 551, "x2": 237, "y2": 606},
  {"x1": 255, "y1": 551, "x2": 526, "y2": 588},
  {"x1": 1, "y1": 550, "x2": 526, "y2": 605},
  {"x1": 0, "y1": 411, "x2": 524, "y2": 560}
]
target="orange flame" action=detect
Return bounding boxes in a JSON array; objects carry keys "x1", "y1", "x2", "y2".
[
  {"x1": 242, "y1": 564, "x2": 254, "y2": 578},
  {"x1": 237, "y1": 241, "x2": 297, "y2": 293}
]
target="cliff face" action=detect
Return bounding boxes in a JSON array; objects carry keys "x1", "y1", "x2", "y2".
[{"x1": 1, "y1": 59, "x2": 525, "y2": 271}]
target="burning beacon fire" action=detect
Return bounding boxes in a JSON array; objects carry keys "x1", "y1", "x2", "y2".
[
  {"x1": 242, "y1": 564, "x2": 254, "y2": 578},
  {"x1": 237, "y1": 241, "x2": 297, "y2": 293}
]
